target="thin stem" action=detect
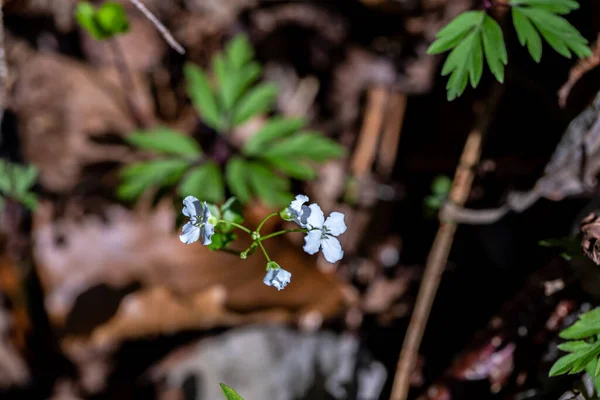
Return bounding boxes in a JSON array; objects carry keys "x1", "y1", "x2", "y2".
[
  {"x1": 257, "y1": 241, "x2": 271, "y2": 262},
  {"x1": 127, "y1": 0, "x2": 185, "y2": 54},
  {"x1": 256, "y1": 212, "x2": 279, "y2": 233},
  {"x1": 258, "y1": 228, "x2": 307, "y2": 242},
  {"x1": 218, "y1": 220, "x2": 251, "y2": 234},
  {"x1": 108, "y1": 39, "x2": 147, "y2": 128}
]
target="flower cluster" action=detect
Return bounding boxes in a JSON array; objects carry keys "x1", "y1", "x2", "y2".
[
  {"x1": 179, "y1": 194, "x2": 346, "y2": 291},
  {"x1": 281, "y1": 194, "x2": 347, "y2": 263}
]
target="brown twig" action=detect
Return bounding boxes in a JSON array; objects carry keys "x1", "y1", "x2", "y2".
[
  {"x1": 390, "y1": 84, "x2": 504, "y2": 400},
  {"x1": 107, "y1": 39, "x2": 147, "y2": 128},
  {"x1": 127, "y1": 0, "x2": 185, "y2": 55},
  {"x1": 377, "y1": 92, "x2": 407, "y2": 176},
  {"x1": 558, "y1": 33, "x2": 600, "y2": 108}
]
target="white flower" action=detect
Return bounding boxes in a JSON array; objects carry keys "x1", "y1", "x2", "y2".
[
  {"x1": 302, "y1": 204, "x2": 347, "y2": 263},
  {"x1": 283, "y1": 194, "x2": 311, "y2": 228},
  {"x1": 179, "y1": 196, "x2": 216, "y2": 245},
  {"x1": 263, "y1": 264, "x2": 292, "y2": 290}
]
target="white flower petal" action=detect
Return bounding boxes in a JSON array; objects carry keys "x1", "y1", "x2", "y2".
[
  {"x1": 263, "y1": 268, "x2": 292, "y2": 290},
  {"x1": 201, "y1": 201, "x2": 212, "y2": 224},
  {"x1": 321, "y1": 236, "x2": 343, "y2": 263},
  {"x1": 182, "y1": 196, "x2": 201, "y2": 218},
  {"x1": 201, "y1": 223, "x2": 215, "y2": 246},
  {"x1": 303, "y1": 230, "x2": 322, "y2": 255},
  {"x1": 290, "y1": 194, "x2": 309, "y2": 214},
  {"x1": 306, "y1": 204, "x2": 325, "y2": 229},
  {"x1": 324, "y1": 212, "x2": 347, "y2": 236},
  {"x1": 179, "y1": 222, "x2": 201, "y2": 244}
]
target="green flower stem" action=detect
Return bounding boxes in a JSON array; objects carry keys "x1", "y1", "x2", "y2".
[
  {"x1": 218, "y1": 220, "x2": 251, "y2": 234},
  {"x1": 256, "y1": 212, "x2": 279, "y2": 233},
  {"x1": 258, "y1": 241, "x2": 271, "y2": 262},
  {"x1": 258, "y1": 228, "x2": 307, "y2": 242}
]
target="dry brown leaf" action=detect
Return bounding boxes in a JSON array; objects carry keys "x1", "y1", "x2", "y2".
[
  {"x1": 12, "y1": 49, "x2": 155, "y2": 192},
  {"x1": 85, "y1": 285, "x2": 290, "y2": 347}
]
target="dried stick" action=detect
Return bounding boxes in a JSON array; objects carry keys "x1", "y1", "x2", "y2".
[
  {"x1": 351, "y1": 87, "x2": 388, "y2": 177},
  {"x1": 127, "y1": 0, "x2": 185, "y2": 55},
  {"x1": 390, "y1": 85, "x2": 503, "y2": 400},
  {"x1": 0, "y1": 0, "x2": 7, "y2": 130}
]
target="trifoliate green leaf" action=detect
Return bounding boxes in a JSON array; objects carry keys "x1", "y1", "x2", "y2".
[
  {"x1": 481, "y1": 14, "x2": 508, "y2": 84},
  {"x1": 184, "y1": 63, "x2": 223, "y2": 131},
  {"x1": 126, "y1": 127, "x2": 201, "y2": 156},
  {"x1": 226, "y1": 34, "x2": 254, "y2": 69},
  {"x1": 225, "y1": 157, "x2": 252, "y2": 204},
  {"x1": 262, "y1": 132, "x2": 345, "y2": 161},
  {"x1": 427, "y1": 11, "x2": 484, "y2": 55},
  {"x1": 220, "y1": 383, "x2": 245, "y2": 400},
  {"x1": 232, "y1": 83, "x2": 278, "y2": 126},
  {"x1": 512, "y1": 8, "x2": 543, "y2": 62},
  {"x1": 178, "y1": 162, "x2": 225, "y2": 204},
  {"x1": 266, "y1": 157, "x2": 317, "y2": 180},
  {"x1": 118, "y1": 159, "x2": 189, "y2": 200},
  {"x1": 243, "y1": 117, "x2": 305, "y2": 155}
]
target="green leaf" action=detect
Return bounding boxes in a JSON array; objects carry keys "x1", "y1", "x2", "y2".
[
  {"x1": 243, "y1": 117, "x2": 305, "y2": 155},
  {"x1": 226, "y1": 34, "x2": 254, "y2": 69},
  {"x1": 220, "y1": 197, "x2": 244, "y2": 233},
  {"x1": 178, "y1": 162, "x2": 225, "y2": 204},
  {"x1": 95, "y1": 2, "x2": 129, "y2": 36},
  {"x1": 12, "y1": 163, "x2": 38, "y2": 195},
  {"x1": 232, "y1": 83, "x2": 278, "y2": 126},
  {"x1": 432, "y1": 176, "x2": 452, "y2": 195},
  {"x1": 225, "y1": 157, "x2": 252, "y2": 204},
  {"x1": 512, "y1": 8, "x2": 543, "y2": 62},
  {"x1": 126, "y1": 127, "x2": 201, "y2": 156},
  {"x1": 266, "y1": 157, "x2": 317, "y2": 180},
  {"x1": 519, "y1": 7, "x2": 592, "y2": 59},
  {"x1": 220, "y1": 383, "x2": 244, "y2": 400},
  {"x1": 468, "y1": 32, "x2": 484, "y2": 88},
  {"x1": 441, "y1": 31, "x2": 476, "y2": 100},
  {"x1": 118, "y1": 159, "x2": 189, "y2": 200},
  {"x1": 247, "y1": 162, "x2": 293, "y2": 207},
  {"x1": 75, "y1": 2, "x2": 108, "y2": 40},
  {"x1": 557, "y1": 341, "x2": 592, "y2": 353},
  {"x1": 424, "y1": 196, "x2": 443, "y2": 209},
  {"x1": 560, "y1": 308, "x2": 600, "y2": 339},
  {"x1": 226, "y1": 62, "x2": 263, "y2": 111},
  {"x1": 549, "y1": 352, "x2": 582, "y2": 376},
  {"x1": 427, "y1": 11, "x2": 484, "y2": 55},
  {"x1": 262, "y1": 132, "x2": 346, "y2": 162},
  {"x1": 184, "y1": 63, "x2": 223, "y2": 131},
  {"x1": 510, "y1": 0, "x2": 579, "y2": 14},
  {"x1": 481, "y1": 14, "x2": 508, "y2": 84},
  {"x1": 208, "y1": 232, "x2": 236, "y2": 251}
]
